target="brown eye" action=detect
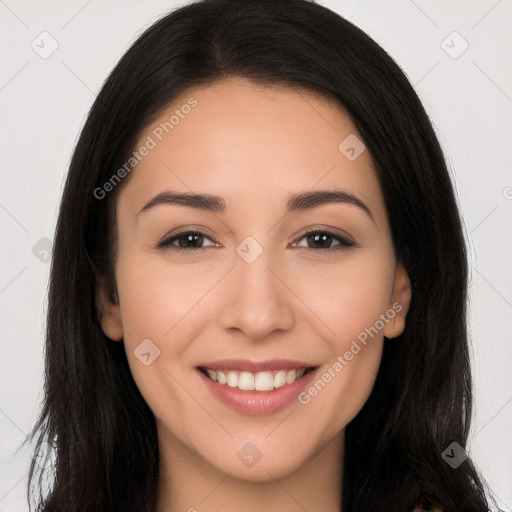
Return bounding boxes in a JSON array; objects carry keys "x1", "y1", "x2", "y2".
[
  {"x1": 157, "y1": 231, "x2": 217, "y2": 251},
  {"x1": 293, "y1": 230, "x2": 356, "y2": 251},
  {"x1": 157, "y1": 229, "x2": 356, "y2": 253}
]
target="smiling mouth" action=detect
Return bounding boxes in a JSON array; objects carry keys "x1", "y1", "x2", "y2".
[{"x1": 198, "y1": 366, "x2": 316, "y2": 392}]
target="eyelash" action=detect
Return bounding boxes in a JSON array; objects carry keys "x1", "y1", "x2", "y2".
[{"x1": 156, "y1": 228, "x2": 357, "y2": 253}]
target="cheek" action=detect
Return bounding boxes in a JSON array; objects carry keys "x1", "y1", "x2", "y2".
[
  {"x1": 291, "y1": 252, "x2": 393, "y2": 432},
  {"x1": 293, "y1": 250, "x2": 395, "y2": 343},
  {"x1": 113, "y1": 253, "x2": 205, "y2": 445},
  {"x1": 299, "y1": 340, "x2": 384, "y2": 446},
  {"x1": 114, "y1": 251, "x2": 212, "y2": 345},
  {"x1": 112, "y1": 253, "x2": 191, "y2": 398}
]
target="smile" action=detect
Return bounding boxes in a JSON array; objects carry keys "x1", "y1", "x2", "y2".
[
  {"x1": 199, "y1": 367, "x2": 313, "y2": 391},
  {"x1": 196, "y1": 363, "x2": 319, "y2": 416}
]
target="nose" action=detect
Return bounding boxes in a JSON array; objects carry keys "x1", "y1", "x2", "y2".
[{"x1": 217, "y1": 248, "x2": 296, "y2": 342}]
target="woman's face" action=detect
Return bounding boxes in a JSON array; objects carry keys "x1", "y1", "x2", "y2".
[{"x1": 99, "y1": 77, "x2": 411, "y2": 481}]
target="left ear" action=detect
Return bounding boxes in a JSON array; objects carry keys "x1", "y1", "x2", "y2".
[{"x1": 383, "y1": 261, "x2": 412, "y2": 339}]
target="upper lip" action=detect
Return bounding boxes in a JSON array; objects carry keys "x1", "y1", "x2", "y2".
[{"x1": 197, "y1": 359, "x2": 318, "y2": 372}]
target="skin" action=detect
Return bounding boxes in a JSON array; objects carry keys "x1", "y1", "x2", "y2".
[{"x1": 98, "y1": 77, "x2": 412, "y2": 512}]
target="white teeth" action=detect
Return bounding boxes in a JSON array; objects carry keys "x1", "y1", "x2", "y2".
[
  {"x1": 238, "y1": 371, "x2": 255, "y2": 390},
  {"x1": 254, "y1": 371, "x2": 274, "y2": 391},
  {"x1": 273, "y1": 370, "x2": 287, "y2": 388},
  {"x1": 202, "y1": 367, "x2": 309, "y2": 391},
  {"x1": 205, "y1": 368, "x2": 217, "y2": 381},
  {"x1": 286, "y1": 369, "x2": 296, "y2": 384},
  {"x1": 227, "y1": 371, "x2": 239, "y2": 387}
]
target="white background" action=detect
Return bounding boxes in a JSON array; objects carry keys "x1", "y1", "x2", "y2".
[{"x1": 0, "y1": 0, "x2": 511, "y2": 510}]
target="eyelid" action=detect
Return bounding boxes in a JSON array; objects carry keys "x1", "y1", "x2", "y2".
[
  {"x1": 156, "y1": 226, "x2": 220, "y2": 250},
  {"x1": 156, "y1": 225, "x2": 357, "y2": 252},
  {"x1": 290, "y1": 226, "x2": 356, "y2": 248}
]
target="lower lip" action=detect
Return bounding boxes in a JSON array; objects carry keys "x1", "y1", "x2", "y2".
[{"x1": 197, "y1": 368, "x2": 318, "y2": 416}]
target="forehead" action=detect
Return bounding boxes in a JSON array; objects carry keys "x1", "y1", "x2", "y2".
[{"x1": 118, "y1": 77, "x2": 385, "y2": 223}]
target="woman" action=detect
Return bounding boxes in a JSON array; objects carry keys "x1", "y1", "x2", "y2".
[{"x1": 26, "y1": 0, "x2": 500, "y2": 510}]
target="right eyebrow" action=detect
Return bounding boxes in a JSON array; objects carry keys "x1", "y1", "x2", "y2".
[{"x1": 137, "y1": 191, "x2": 226, "y2": 217}]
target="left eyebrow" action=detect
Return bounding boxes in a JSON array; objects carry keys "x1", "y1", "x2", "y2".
[
  {"x1": 286, "y1": 190, "x2": 375, "y2": 224},
  {"x1": 137, "y1": 189, "x2": 375, "y2": 224}
]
